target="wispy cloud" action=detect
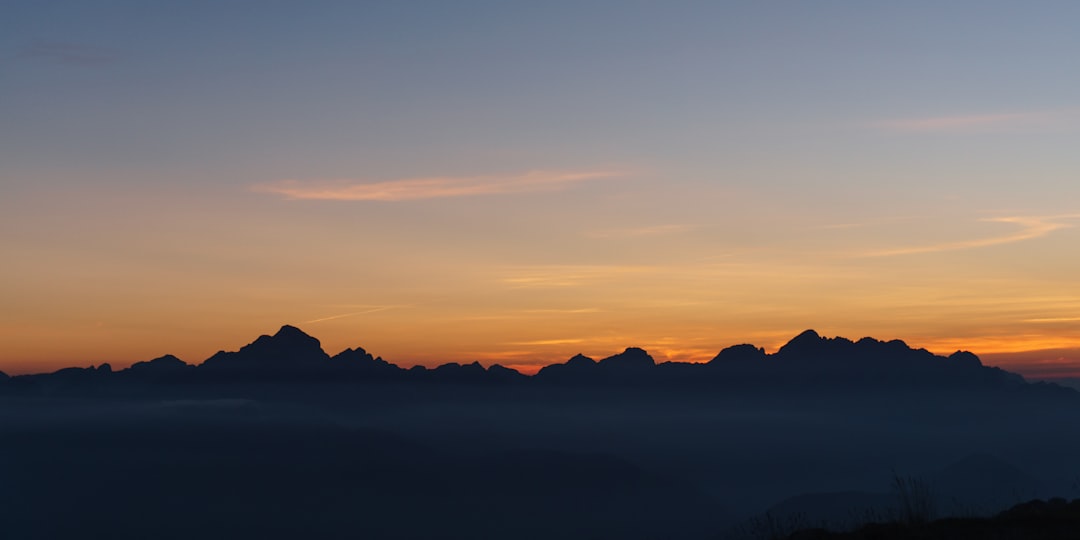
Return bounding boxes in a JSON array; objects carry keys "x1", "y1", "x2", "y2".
[
  {"x1": 304, "y1": 305, "x2": 405, "y2": 323},
  {"x1": 876, "y1": 108, "x2": 1080, "y2": 133},
  {"x1": 253, "y1": 170, "x2": 621, "y2": 201},
  {"x1": 501, "y1": 265, "x2": 656, "y2": 288},
  {"x1": 859, "y1": 214, "x2": 1080, "y2": 257},
  {"x1": 19, "y1": 42, "x2": 117, "y2": 66},
  {"x1": 585, "y1": 224, "x2": 697, "y2": 239},
  {"x1": 1024, "y1": 317, "x2": 1080, "y2": 323},
  {"x1": 979, "y1": 348, "x2": 1080, "y2": 378}
]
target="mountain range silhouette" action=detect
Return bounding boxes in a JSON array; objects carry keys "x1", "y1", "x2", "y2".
[
  {"x1": 2, "y1": 325, "x2": 1072, "y2": 397},
  {"x1": 3, "y1": 324, "x2": 1080, "y2": 540}
]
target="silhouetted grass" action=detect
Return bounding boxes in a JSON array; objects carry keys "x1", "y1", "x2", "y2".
[
  {"x1": 891, "y1": 471, "x2": 936, "y2": 525},
  {"x1": 783, "y1": 497, "x2": 1080, "y2": 539}
]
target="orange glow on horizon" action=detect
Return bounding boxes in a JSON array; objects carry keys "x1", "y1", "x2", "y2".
[
  {"x1": 5, "y1": 180, "x2": 1080, "y2": 380},
  {"x1": 5, "y1": 320, "x2": 1080, "y2": 381}
]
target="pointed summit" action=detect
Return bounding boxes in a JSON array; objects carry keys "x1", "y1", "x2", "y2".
[
  {"x1": 274, "y1": 324, "x2": 312, "y2": 339},
  {"x1": 199, "y1": 325, "x2": 330, "y2": 374},
  {"x1": 791, "y1": 329, "x2": 822, "y2": 344},
  {"x1": 241, "y1": 324, "x2": 326, "y2": 361},
  {"x1": 776, "y1": 329, "x2": 825, "y2": 357},
  {"x1": 566, "y1": 354, "x2": 596, "y2": 367},
  {"x1": 269, "y1": 324, "x2": 322, "y2": 348}
]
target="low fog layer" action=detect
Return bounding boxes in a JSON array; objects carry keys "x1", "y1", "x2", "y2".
[{"x1": 0, "y1": 327, "x2": 1076, "y2": 539}]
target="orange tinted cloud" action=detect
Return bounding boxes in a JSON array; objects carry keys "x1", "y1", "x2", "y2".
[
  {"x1": 858, "y1": 215, "x2": 1079, "y2": 257},
  {"x1": 980, "y1": 348, "x2": 1080, "y2": 379},
  {"x1": 253, "y1": 170, "x2": 620, "y2": 201},
  {"x1": 500, "y1": 264, "x2": 657, "y2": 288}
]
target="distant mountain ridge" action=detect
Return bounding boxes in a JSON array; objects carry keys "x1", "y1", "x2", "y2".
[{"x1": 2, "y1": 325, "x2": 1075, "y2": 396}]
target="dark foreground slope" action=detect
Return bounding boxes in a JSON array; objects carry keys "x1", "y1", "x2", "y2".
[{"x1": 787, "y1": 498, "x2": 1080, "y2": 540}]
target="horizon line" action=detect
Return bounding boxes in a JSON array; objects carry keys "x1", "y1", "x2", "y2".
[{"x1": 4, "y1": 324, "x2": 1080, "y2": 380}]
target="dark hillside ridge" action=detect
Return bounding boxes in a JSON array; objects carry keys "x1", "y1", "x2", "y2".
[
  {"x1": 3, "y1": 325, "x2": 1075, "y2": 397},
  {"x1": 786, "y1": 497, "x2": 1080, "y2": 539}
]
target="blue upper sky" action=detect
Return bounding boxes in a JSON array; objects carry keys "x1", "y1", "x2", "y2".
[{"x1": 3, "y1": 1, "x2": 1080, "y2": 375}]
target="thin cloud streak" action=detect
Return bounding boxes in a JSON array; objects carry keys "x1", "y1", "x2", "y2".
[
  {"x1": 253, "y1": 170, "x2": 621, "y2": 201},
  {"x1": 304, "y1": 305, "x2": 404, "y2": 324},
  {"x1": 859, "y1": 215, "x2": 1080, "y2": 257},
  {"x1": 501, "y1": 264, "x2": 657, "y2": 288},
  {"x1": 876, "y1": 108, "x2": 1080, "y2": 133}
]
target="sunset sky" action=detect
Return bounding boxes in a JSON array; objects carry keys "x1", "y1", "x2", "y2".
[{"x1": 4, "y1": 2, "x2": 1080, "y2": 377}]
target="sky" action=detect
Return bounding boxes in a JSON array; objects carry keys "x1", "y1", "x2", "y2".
[{"x1": 3, "y1": 1, "x2": 1080, "y2": 377}]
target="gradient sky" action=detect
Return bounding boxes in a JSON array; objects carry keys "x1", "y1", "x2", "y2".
[{"x1": 4, "y1": 1, "x2": 1080, "y2": 377}]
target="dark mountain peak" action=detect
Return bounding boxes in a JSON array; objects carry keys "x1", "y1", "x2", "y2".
[
  {"x1": 949, "y1": 350, "x2": 983, "y2": 368},
  {"x1": 261, "y1": 325, "x2": 322, "y2": 351},
  {"x1": 199, "y1": 325, "x2": 330, "y2": 372},
  {"x1": 333, "y1": 347, "x2": 375, "y2": 363},
  {"x1": 274, "y1": 324, "x2": 312, "y2": 341},
  {"x1": 246, "y1": 325, "x2": 322, "y2": 352},
  {"x1": 567, "y1": 353, "x2": 596, "y2": 367},
  {"x1": 328, "y1": 346, "x2": 405, "y2": 379},
  {"x1": 778, "y1": 330, "x2": 932, "y2": 363},
  {"x1": 535, "y1": 353, "x2": 600, "y2": 381},
  {"x1": 776, "y1": 329, "x2": 827, "y2": 357},
  {"x1": 126, "y1": 354, "x2": 191, "y2": 375},
  {"x1": 487, "y1": 364, "x2": 525, "y2": 380},
  {"x1": 709, "y1": 344, "x2": 767, "y2": 364},
  {"x1": 232, "y1": 325, "x2": 322, "y2": 356},
  {"x1": 852, "y1": 336, "x2": 927, "y2": 360},
  {"x1": 599, "y1": 347, "x2": 655, "y2": 370}
]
